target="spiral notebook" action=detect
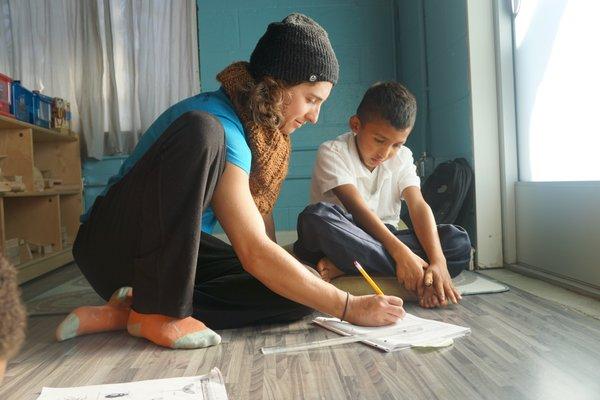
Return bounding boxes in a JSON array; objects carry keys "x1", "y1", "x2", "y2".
[{"x1": 313, "y1": 313, "x2": 470, "y2": 352}]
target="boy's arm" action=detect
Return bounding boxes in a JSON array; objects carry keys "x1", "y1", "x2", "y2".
[
  {"x1": 211, "y1": 163, "x2": 406, "y2": 327},
  {"x1": 402, "y1": 186, "x2": 461, "y2": 305},
  {"x1": 332, "y1": 184, "x2": 428, "y2": 295}
]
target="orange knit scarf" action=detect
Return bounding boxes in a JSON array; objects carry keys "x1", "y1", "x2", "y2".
[{"x1": 217, "y1": 62, "x2": 291, "y2": 215}]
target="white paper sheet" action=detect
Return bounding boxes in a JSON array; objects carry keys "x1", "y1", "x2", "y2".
[
  {"x1": 35, "y1": 367, "x2": 229, "y2": 400},
  {"x1": 312, "y1": 313, "x2": 470, "y2": 352}
]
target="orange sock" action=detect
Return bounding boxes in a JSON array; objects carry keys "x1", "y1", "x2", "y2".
[
  {"x1": 127, "y1": 310, "x2": 221, "y2": 349},
  {"x1": 55, "y1": 287, "x2": 133, "y2": 341}
]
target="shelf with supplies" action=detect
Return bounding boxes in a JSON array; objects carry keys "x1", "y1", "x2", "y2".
[
  {"x1": 0, "y1": 114, "x2": 77, "y2": 142},
  {"x1": 0, "y1": 113, "x2": 82, "y2": 283}
]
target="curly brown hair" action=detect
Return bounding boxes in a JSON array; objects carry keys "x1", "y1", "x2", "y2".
[
  {"x1": 0, "y1": 254, "x2": 26, "y2": 361},
  {"x1": 230, "y1": 75, "x2": 292, "y2": 132}
]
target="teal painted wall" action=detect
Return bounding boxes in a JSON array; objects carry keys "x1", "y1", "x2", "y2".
[
  {"x1": 395, "y1": 0, "x2": 428, "y2": 161},
  {"x1": 198, "y1": 0, "x2": 474, "y2": 233},
  {"x1": 396, "y1": 0, "x2": 475, "y2": 239},
  {"x1": 396, "y1": 0, "x2": 473, "y2": 169},
  {"x1": 82, "y1": 155, "x2": 128, "y2": 212},
  {"x1": 80, "y1": 1, "x2": 475, "y2": 239},
  {"x1": 198, "y1": 0, "x2": 399, "y2": 231}
]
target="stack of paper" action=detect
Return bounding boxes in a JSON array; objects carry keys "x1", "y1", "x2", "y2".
[{"x1": 313, "y1": 313, "x2": 470, "y2": 352}]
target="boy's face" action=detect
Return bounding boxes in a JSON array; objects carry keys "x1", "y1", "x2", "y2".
[{"x1": 350, "y1": 115, "x2": 411, "y2": 171}]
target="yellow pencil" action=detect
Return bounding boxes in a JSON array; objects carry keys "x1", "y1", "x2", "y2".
[{"x1": 353, "y1": 261, "x2": 385, "y2": 295}]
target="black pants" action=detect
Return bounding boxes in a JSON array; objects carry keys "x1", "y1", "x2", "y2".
[
  {"x1": 293, "y1": 202, "x2": 471, "y2": 278},
  {"x1": 74, "y1": 111, "x2": 311, "y2": 329}
]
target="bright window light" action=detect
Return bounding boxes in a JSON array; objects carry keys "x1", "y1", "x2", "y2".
[{"x1": 514, "y1": 0, "x2": 600, "y2": 181}]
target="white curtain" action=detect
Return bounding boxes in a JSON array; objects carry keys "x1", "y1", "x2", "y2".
[{"x1": 0, "y1": 0, "x2": 200, "y2": 159}]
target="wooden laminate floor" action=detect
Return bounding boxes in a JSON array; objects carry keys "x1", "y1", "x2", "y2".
[{"x1": 2, "y1": 264, "x2": 600, "y2": 400}]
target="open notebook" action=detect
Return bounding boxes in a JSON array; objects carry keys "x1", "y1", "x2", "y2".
[{"x1": 313, "y1": 313, "x2": 470, "y2": 352}]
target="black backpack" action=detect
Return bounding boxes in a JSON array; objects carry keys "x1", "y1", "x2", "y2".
[{"x1": 401, "y1": 158, "x2": 474, "y2": 228}]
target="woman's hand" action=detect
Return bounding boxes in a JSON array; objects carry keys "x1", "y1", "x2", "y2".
[{"x1": 344, "y1": 294, "x2": 405, "y2": 326}]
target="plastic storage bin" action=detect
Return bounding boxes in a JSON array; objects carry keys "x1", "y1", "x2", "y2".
[
  {"x1": 32, "y1": 91, "x2": 52, "y2": 128},
  {"x1": 0, "y1": 73, "x2": 12, "y2": 117},
  {"x1": 11, "y1": 81, "x2": 33, "y2": 123}
]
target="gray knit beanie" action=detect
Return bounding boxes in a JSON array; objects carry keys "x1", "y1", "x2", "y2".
[{"x1": 249, "y1": 13, "x2": 339, "y2": 85}]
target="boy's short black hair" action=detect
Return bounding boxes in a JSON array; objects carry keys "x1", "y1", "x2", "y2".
[
  {"x1": 0, "y1": 255, "x2": 26, "y2": 361},
  {"x1": 356, "y1": 81, "x2": 417, "y2": 130}
]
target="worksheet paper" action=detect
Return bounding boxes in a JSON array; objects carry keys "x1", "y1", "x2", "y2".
[
  {"x1": 35, "y1": 367, "x2": 229, "y2": 400},
  {"x1": 313, "y1": 313, "x2": 470, "y2": 352}
]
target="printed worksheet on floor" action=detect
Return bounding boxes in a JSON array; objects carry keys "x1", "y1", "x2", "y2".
[{"x1": 35, "y1": 367, "x2": 229, "y2": 400}]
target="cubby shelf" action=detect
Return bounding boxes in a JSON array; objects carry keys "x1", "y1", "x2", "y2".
[
  {"x1": 0, "y1": 114, "x2": 77, "y2": 142},
  {"x1": 16, "y1": 247, "x2": 74, "y2": 285},
  {"x1": 0, "y1": 114, "x2": 82, "y2": 283},
  {"x1": 1, "y1": 184, "x2": 82, "y2": 197}
]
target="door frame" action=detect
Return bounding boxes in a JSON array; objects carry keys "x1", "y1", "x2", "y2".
[{"x1": 466, "y1": 0, "x2": 509, "y2": 268}]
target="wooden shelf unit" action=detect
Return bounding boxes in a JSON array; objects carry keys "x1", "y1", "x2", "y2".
[{"x1": 0, "y1": 115, "x2": 82, "y2": 284}]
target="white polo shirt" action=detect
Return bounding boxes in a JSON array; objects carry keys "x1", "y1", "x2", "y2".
[{"x1": 310, "y1": 131, "x2": 421, "y2": 227}]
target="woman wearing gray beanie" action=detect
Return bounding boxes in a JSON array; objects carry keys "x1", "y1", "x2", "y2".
[{"x1": 56, "y1": 13, "x2": 406, "y2": 349}]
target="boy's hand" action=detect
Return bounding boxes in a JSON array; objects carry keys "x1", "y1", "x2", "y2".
[
  {"x1": 421, "y1": 262, "x2": 461, "y2": 307},
  {"x1": 394, "y1": 251, "x2": 428, "y2": 295}
]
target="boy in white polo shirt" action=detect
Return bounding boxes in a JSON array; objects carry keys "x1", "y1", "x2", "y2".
[{"x1": 293, "y1": 82, "x2": 471, "y2": 308}]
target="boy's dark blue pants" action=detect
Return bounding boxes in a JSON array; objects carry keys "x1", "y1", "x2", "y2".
[{"x1": 293, "y1": 202, "x2": 471, "y2": 278}]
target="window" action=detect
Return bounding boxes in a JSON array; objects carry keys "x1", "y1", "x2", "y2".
[{"x1": 514, "y1": 0, "x2": 600, "y2": 181}]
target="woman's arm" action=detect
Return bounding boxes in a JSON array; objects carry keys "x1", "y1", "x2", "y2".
[{"x1": 210, "y1": 163, "x2": 405, "y2": 326}]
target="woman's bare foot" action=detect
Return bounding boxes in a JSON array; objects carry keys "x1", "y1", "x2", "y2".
[{"x1": 316, "y1": 257, "x2": 345, "y2": 282}]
